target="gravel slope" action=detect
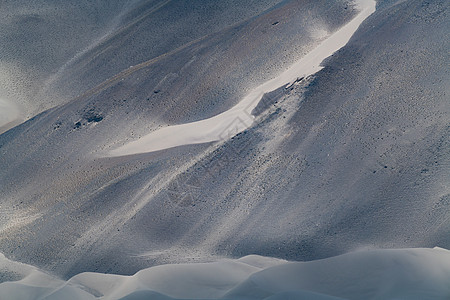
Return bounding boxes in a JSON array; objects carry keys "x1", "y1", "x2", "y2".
[{"x1": 0, "y1": 0, "x2": 448, "y2": 279}]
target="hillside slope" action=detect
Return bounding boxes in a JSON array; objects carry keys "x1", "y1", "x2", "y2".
[{"x1": 0, "y1": 0, "x2": 448, "y2": 280}]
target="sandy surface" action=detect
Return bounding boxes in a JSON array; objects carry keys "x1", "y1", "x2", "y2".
[
  {"x1": 109, "y1": 0, "x2": 376, "y2": 157},
  {"x1": 0, "y1": 98, "x2": 21, "y2": 134}
]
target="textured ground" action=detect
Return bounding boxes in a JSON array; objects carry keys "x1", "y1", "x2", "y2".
[{"x1": 0, "y1": 0, "x2": 449, "y2": 280}]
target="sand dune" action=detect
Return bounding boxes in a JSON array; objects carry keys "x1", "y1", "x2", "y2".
[{"x1": 1, "y1": 248, "x2": 449, "y2": 299}]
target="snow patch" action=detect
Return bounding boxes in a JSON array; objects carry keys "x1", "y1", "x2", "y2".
[{"x1": 108, "y1": 0, "x2": 376, "y2": 157}]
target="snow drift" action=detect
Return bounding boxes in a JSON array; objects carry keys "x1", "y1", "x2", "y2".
[
  {"x1": 108, "y1": 0, "x2": 376, "y2": 157},
  {"x1": 1, "y1": 247, "x2": 449, "y2": 300}
]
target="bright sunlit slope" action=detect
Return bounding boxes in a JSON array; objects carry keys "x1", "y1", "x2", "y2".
[
  {"x1": 1, "y1": 248, "x2": 449, "y2": 300},
  {"x1": 0, "y1": 0, "x2": 129, "y2": 118}
]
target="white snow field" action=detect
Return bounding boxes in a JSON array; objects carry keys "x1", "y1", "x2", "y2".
[
  {"x1": 108, "y1": 0, "x2": 376, "y2": 157},
  {"x1": 1, "y1": 247, "x2": 449, "y2": 300}
]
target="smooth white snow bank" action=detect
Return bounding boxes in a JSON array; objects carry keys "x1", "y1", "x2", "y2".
[
  {"x1": 1, "y1": 247, "x2": 450, "y2": 300},
  {"x1": 0, "y1": 98, "x2": 21, "y2": 133},
  {"x1": 108, "y1": 0, "x2": 376, "y2": 157}
]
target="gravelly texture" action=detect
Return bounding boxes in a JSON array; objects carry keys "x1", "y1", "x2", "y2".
[{"x1": 0, "y1": 0, "x2": 448, "y2": 279}]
